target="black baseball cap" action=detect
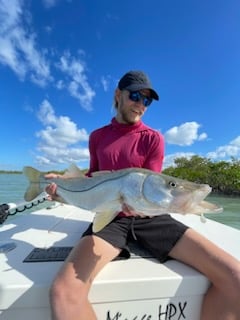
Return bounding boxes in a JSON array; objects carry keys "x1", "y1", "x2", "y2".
[{"x1": 118, "y1": 70, "x2": 159, "y2": 100}]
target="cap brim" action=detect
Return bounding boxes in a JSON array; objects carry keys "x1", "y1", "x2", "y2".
[{"x1": 124, "y1": 84, "x2": 159, "y2": 100}]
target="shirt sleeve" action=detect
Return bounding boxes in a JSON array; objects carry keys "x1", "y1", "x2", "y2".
[
  {"x1": 86, "y1": 131, "x2": 99, "y2": 176},
  {"x1": 143, "y1": 131, "x2": 164, "y2": 173}
]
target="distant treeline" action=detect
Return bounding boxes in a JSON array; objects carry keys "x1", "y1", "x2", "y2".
[
  {"x1": 0, "y1": 170, "x2": 22, "y2": 174},
  {"x1": 162, "y1": 156, "x2": 240, "y2": 196},
  {"x1": 0, "y1": 169, "x2": 87, "y2": 175}
]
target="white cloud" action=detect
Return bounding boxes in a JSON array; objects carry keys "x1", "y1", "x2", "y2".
[
  {"x1": 56, "y1": 79, "x2": 64, "y2": 89},
  {"x1": 101, "y1": 75, "x2": 111, "y2": 92},
  {"x1": 57, "y1": 51, "x2": 96, "y2": 110},
  {"x1": 42, "y1": 0, "x2": 58, "y2": 8},
  {"x1": 163, "y1": 152, "x2": 195, "y2": 169},
  {"x1": 207, "y1": 136, "x2": 240, "y2": 160},
  {"x1": 0, "y1": 1, "x2": 95, "y2": 110},
  {"x1": 42, "y1": 0, "x2": 72, "y2": 9},
  {"x1": 0, "y1": 0, "x2": 51, "y2": 86},
  {"x1": 44, "y1": 25, "x2": 53, "y2": 34},
  {"x1": 198, "y1": 132, "x2": 207, "y2": 141},
  {"x1": 36, "y1": 99, "x2": 90, "y2": 166},
  {"x1": 164, "y1": 122, "x2": 208, "y2": 146},
  {"x1": 163, "y1": 135, "x2": 240, "y2": 169}
]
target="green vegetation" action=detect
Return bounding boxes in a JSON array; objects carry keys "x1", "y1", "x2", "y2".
[
  {"x1": 162, "y1": 156, "x2": 240, "y2": 196},
  {"x1": 0, "y1": 168, "x2": 88, "y2": 175},
  {"x1": 0, "y1": 170, "x2": 22, "y2": 174}
]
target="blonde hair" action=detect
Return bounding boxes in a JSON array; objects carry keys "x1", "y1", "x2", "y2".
[{"x1": 113, "y1": 88, "x2": 121, "y2": 110}]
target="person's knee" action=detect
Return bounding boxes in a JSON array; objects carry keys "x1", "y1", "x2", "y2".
[
  {"x1": 49, "y1": 278, "x2": 64, "y2": 304},
  {"x1": 231, "y1": 267, "x2": 240, "y2": 305},
  {"x1": 218, "y1": 265, "x2": 240, "y2": 311},
  {"x1": 49, "y1": 276, "x2": 89, "y2": 307}
]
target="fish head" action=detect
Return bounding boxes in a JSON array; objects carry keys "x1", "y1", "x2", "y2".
[
  {"x1": 143, "y1": 173, "x2": 222, "y2": 214},
  {"x1": 161, "y1": 174, "x2": 222, "y2": 214}
]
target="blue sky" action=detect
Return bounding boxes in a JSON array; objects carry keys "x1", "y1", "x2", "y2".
[{"x1": 0, "y1": 0, "x2": 240, "y2": 171}]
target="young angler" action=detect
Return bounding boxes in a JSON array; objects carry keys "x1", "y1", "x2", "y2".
[{"x1": 46, "y1": 71, "x2": 240, "y2": 320}]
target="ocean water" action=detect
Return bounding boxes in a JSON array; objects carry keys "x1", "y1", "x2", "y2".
[
  {"x1": 0, "y1": 173, "x2": 240, "y2": 230},
  {"x1": 0, "y1": 173, "x2": 29, "y2": 204},
  {"x1": 0, "y1": 173, "x2": 52, "y2": 218}
]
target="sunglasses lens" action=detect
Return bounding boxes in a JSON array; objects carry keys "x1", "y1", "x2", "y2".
[
  {"x1": 143, "y1": 97, "x2": 152, "y2": 107},
  {"x1": 129, "y1": 92, "x2": 152, "y2": 107},
  {"x1": 129, "y1": 92, "x2": 140, "y2": 102}
]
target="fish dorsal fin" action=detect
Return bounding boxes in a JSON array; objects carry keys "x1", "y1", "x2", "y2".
[
  {"x1": 62, "y1": 164, "x2": 85, "y2": 179},
  {"x1": 92, "y1": 210, "x2": 119, "y2": 233}
]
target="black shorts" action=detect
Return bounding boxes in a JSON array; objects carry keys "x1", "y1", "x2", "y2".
[{"x1": 82, "y1": 214, "x2": 188, "y2": 263}]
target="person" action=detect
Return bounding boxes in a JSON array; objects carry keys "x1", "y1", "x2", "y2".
[{"x1": 46, "y1": 71, "x2": 240, "y2": 320}]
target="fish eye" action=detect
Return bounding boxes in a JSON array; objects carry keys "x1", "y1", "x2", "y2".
[{"x1": 169, "y1": 181, "x2": 177, "y2": 188}]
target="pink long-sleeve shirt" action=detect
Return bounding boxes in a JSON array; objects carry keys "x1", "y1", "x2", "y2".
[
  {"x1": 87, "y1": 118, "x2": 164, "y2": 175},
  {"x1": 87, "y1": 118, "x2": 164, "y2": 217}
]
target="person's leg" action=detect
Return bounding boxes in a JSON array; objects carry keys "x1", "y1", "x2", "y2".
[
  {"x1": 49, "y1": 235, "x2": 121, "y2": 320},
  {"x1": 169, "y1": 228, "x2": 240, "y2": 320}
]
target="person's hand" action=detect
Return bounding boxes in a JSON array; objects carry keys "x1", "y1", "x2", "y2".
[
  {"x1": 45, "y1": 173, "x2": 61, "y2": 179},
  {"x1": 45, "y1": 182, "x2": 58, "y2": 201},
  {"x1": 45, "y1": 173, "x2": 68, "y2": 204},
  {"x1": 45, "y1": 173, "x2": 62, "y2": 201}
]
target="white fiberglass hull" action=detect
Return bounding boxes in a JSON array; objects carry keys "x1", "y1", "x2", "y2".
[{"x1": 0, "y1": 204, "x2": 239, "y2": 320}]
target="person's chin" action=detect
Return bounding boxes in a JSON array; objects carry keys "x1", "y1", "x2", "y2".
[{"x1": 128, "y1": 115, "x2": 140, "y2": 124}]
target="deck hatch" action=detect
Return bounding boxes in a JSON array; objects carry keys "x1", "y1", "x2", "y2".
[
  {"x1": 23, "y1": 246, "x2": 73, "y2": 262},
  {"x1": 23, "y1": 242, "x2": 153, "y2": 263}
]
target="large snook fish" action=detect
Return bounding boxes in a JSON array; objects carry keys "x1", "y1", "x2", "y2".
[{"x1": 23, "y1": 165, "x2": 222, "y2": 232}]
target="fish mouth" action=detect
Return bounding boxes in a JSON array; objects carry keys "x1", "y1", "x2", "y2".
[
  {"x1": 190, "y1": 185, "x2": 212, "y2": 205},
  {"x1": 170, "y1": 184, "x2": 214, "y2": 214}
]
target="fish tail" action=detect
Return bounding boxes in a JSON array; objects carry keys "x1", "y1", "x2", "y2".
[{"x1": 23, "y1": 166, "x2": 42, "y2": 201}]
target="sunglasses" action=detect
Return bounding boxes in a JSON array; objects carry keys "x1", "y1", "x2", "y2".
[{"x1": 128, "y1": 91, "x2": 153, "y2": 107}]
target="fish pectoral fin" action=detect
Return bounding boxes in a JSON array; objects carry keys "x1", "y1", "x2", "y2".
[{"x1": 92, "y1": 210, "x2": 119, "y2": 233}]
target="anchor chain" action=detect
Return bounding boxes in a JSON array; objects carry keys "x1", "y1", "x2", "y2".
[{"x1": 0, "y1": 196, "x2": 48, "y2": 224}]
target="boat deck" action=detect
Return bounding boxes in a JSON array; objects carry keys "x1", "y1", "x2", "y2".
[{"x1": 0, "y1": 204, "x2": 240, "y2": 319}]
